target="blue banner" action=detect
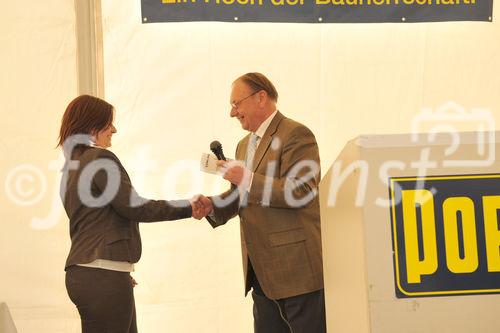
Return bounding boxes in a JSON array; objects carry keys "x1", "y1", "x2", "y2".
[{"x1": 141, "y1": 0, "x2": 493, "y2": 23}]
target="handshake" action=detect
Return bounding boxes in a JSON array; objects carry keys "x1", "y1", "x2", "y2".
[
  {"x1": 188, "y1": 159, "x2": 251, "y2": 220},
  {"x1": 189, "y1": 194, "x2": 214, "y2": 220}
]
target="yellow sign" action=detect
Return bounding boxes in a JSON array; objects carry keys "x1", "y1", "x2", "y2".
[{"x1": 390, "y1": 174, "x2": 500, "y2": 297}]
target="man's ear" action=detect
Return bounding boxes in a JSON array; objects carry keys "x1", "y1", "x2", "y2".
[{"x1": 258, "y1": 90, "x2": 267, "y2": 106}]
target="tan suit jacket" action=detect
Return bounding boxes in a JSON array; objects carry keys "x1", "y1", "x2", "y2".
[
  {"x1": 208, "y1": 112, "x2": 324, "y2": 299},
  {"x1": 61, "y1": 146, "x2": 192, "y2": 269}
]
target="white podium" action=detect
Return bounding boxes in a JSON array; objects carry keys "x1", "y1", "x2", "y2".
[
  {"x1": 0, "y1": 303, "x2": 18, "y2": 333},
  {"x1": 319, "y1": 132, "x2": 500, "y2": 333}
]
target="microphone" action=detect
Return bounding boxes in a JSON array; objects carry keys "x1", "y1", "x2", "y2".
[{"x1": 210, "y1": 140, "x2": 226, "y2": 161}]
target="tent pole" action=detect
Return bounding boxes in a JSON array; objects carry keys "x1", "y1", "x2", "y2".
[{"x1": 74, "y1": 0, "x2": 104, "y2": 98}]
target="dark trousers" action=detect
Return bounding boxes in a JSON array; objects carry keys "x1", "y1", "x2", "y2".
[
  {"x1": 65, "y1": 265, "x2": 137, "y2": 333},
  {"x1": 249, "y1": 266, "x2": 326, "y2": 333}
]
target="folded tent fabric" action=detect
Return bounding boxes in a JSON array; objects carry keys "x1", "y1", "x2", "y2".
[{"x1": 0, "y1": 302, "x2": 18, "y2": 333}]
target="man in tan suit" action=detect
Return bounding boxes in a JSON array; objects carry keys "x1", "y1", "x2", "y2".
[{"x1": 203, "y1": 73, "x2": 326, "y2": 333}]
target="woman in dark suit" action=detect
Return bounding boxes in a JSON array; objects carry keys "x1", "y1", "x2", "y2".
[{"x1": 57, "y1": 95, "x2": 207, "y2": 332}]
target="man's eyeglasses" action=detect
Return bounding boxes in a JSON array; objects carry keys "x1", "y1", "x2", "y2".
[{"x1": 231, "y1": 90, "x2": 260, "y2": 110}]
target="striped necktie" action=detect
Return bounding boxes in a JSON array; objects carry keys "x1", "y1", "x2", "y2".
[
  {"x1": 240, "y1": 133, "x2": 260, "y2": 205},
  {"x1": 246, "y1": 133, "x2": 260, "y2": 168}
]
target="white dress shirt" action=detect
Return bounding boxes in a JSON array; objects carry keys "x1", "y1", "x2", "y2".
[{"x1": 246, "y1": 110, "x2": 278, "y2": 190}]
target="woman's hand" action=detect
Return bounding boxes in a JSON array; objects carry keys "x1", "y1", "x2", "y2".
[{"x1": 190, "y1": 194, "x2": 213, "y2": 219}]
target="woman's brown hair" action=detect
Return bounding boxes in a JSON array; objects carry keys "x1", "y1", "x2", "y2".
[{"x1": 57, "y1": 95, "x2": 114, "y2": 150}]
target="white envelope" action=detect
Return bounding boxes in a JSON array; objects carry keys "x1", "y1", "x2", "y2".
[{"x1": 200, "y1": 153, "x2": 226, "y2": 175}]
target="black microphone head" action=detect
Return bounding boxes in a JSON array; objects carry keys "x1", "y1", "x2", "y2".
[
  {"x1": 210, "y1": 140, "x2": 226, "y2": 161},
  {"x1": 210, "y1": 140, "x2": 222, "y2": 151}
]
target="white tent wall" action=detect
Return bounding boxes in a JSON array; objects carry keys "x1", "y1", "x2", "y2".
[
  {"x1": 0, "y1": 1, "x2": 79, "y2": 332},
  {"x1": 1, "y1": 0, "x2": 500, "y2": 332}
]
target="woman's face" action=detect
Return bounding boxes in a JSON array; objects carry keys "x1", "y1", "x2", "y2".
[{"x1": 94, "y1": 122, "x2": 117, "y2": 148}]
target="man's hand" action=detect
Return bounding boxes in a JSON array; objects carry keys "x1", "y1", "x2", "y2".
[
  {"x1": 190, "y1": 194, "x2": 213, "y2": 219},
  {"x1": 217, "y1": 160, "x2": 252, "y2": 187}
]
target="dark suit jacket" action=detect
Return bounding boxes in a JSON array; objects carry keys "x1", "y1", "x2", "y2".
[
  {"x1": 207, "y1": 112, "x2": 324, "y2": 299},
  {"x1": 61, "y1": 146, "x2": 192, "y2": 270}
]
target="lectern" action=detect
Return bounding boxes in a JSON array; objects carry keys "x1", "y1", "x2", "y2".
[{"x1": 319, "y1": 131, "x2": 500, "y2": 333}]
